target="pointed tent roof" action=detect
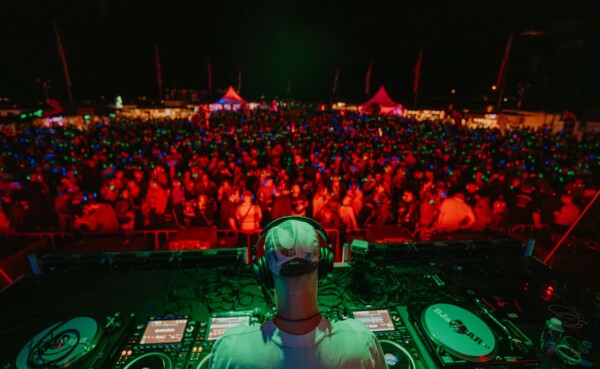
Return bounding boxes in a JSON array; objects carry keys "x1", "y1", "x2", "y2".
[
  {"x1": 216, "y1": 86, "x2": 247, "y2": 105},
  {"x1": 362, "y1": 85, "x2": 401, "y2": 108}
]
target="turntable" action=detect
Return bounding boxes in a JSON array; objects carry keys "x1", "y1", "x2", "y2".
[
  {"x1": 14, "y1": 313, "x2": 132, "y2": 369},
  {"x1": 408, "y1": 303, "x2": 541, "y2": 368}
]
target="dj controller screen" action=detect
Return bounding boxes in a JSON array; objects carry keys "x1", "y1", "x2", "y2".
[
  {"x1": 140, "y1": 319, "x2": 188, "y2": 344},
  {"x1": 207, "y1": 316, "x2": 251, "y2": 341},
  {"x1": 352, "y1": 309, "x2": 395, "y2": 332}
]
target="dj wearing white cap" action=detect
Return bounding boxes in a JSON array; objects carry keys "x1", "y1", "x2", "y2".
[{"x1": 209, "y1": 216, "x2": 386, "y2": 369}]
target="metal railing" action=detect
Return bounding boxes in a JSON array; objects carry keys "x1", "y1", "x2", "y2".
[{"x1": 1, "y1": 227, "x2": 343, "y2": 259}]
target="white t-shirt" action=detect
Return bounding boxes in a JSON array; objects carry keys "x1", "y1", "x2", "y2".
[{"x1": 209, "y1": 317, "x2": 386, "y2": 369}]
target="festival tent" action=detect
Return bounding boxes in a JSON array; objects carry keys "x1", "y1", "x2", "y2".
[
  {"x1": 362, "y1": 85, "x2": 403, "y2": 114},
  {"x1": 210, "y1": 86, "x2": 253, "y2": 111},
  {"x1": 218, "y1": 86, "x2": 247, "y2": 105}
]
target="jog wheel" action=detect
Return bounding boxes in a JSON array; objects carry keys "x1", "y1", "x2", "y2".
[
  {"x1": 379, "y1": 340, "x2": 417, "y2": 368},
  {"x1": 195, "y1": 354, "x2": 211, "y2": 369},
  {"x1": 124, "y1": 352, "x2": 172, "y2": 369}
]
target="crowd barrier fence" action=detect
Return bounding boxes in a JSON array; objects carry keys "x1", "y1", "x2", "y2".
[{"x1": 0, "y1": 227, "x2": 345, "y2": 261}]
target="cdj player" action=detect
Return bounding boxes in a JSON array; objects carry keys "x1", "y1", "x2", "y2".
[
  {"x1": 109, "y1": 311, "x2": 259, "y2": 369},
  {"x1": 110, "y1": 316, "x2": 199, "y2": 369},
  {"x1": 351, "y1": 308, "x2": 428, "y2": 369}
]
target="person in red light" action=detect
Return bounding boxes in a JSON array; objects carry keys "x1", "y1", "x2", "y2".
[
  {"x1": 290, "y1": 183, "x2": 309, "y2": 217},
  {"x1": 271, "y1": 181, "x2": 293, "y2": 220},
  {"x1": 194, "y1": 194, "x2": 215, "y2": 227},
  {"x1": 434, "y1": 191, "x2": 476, "y2": 233},
  {"x1": 553, "y1": 191, "x2": 580, "y2": 232},
  {"x1": 396, "y1": 190, "x2": 419, "y2": 231},
  {"x1": 339, "y1": 195, "x2": 360, "y2": 231},
  {"x1": 235, "y1": 190, "x2": 262, "y2": 232}
]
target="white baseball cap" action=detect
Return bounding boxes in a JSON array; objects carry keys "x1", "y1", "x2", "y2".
[{"x1": 265, "y1": 218, "x2": 320, "y2": 276}]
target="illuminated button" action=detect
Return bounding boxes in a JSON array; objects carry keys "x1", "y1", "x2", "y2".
[
  {"x1": 127, "y1": 350, "x2": 132, "y2": 355},
  {"x1": 121, "y1": 350, "x2": 127, "y2": 356}
]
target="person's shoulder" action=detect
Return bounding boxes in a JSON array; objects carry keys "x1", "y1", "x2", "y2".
[
  {"x1": 323, "y1": 319, "x2": 384, "y2": 366},
  {"x1": 330, "y1": 318, "x2": 375, "y2": 337},
  {"x1": 210, "y1": 324, "x2": 264, "y2": 369},
  {"x1": 332, "y1": 317, "x2": 366, "y2": 327},
  {"x1": 220, "y1": 322, "x2": 262, "y2": 339}
]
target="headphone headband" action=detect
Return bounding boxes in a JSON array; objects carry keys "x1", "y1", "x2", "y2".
[
  {"x1": 259, "y1": 216, "x2": 327, "y2": 239},
  {"x1": 253, "y1": 216, "x2": 334, "y2": 290}
]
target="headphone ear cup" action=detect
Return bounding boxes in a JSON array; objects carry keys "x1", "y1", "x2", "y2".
[
  {"x1": 318, "y1": 247, "x2": 334, "y2": 282},
  {"x1": 254, "y1": 256, "x2": 274, "y2": 290}
]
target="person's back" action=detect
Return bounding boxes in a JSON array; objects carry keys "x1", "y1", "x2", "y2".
[
  {"x1": 209, "y1": 216, "x2": 385, "y2": 369},
  {"x1": 94, "y1": 203, "x2": 120, "y2": 232},
  {"x1": 210, "y1": 317, "x2": 383, "y2": 369},
  {"x1": 218, "y1": 196, "x2": 237, "y2": 229},
  {"x1": 271, "y1": 192, "x2": 293, "y2": 220},
  {"x1": 435, "y1": 192, "x2": 476, "y2": 233},
  {"x1": 553, "y1": 192, "x2": 580, "y2": 228},
  {"x1": 507, "y1": 183, "x2": 540, "y2": 225}
]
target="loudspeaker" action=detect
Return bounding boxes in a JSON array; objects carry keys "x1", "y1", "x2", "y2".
[{"x1": 253, "y1": 216, "x2": 334, "y2": 290}]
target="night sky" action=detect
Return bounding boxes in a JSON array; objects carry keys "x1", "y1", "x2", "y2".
[{"x1": 1, "y1": 0, "x2": 600, "y2": 110}]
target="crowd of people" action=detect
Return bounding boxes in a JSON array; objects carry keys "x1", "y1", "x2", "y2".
[{"x1": 0, "y1": 108, "x2": 597, "y2": 242}]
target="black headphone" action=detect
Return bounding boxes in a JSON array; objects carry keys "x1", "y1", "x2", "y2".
[{"x1": 253, "y1": 216, "x2": 334, "y2": 290}]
